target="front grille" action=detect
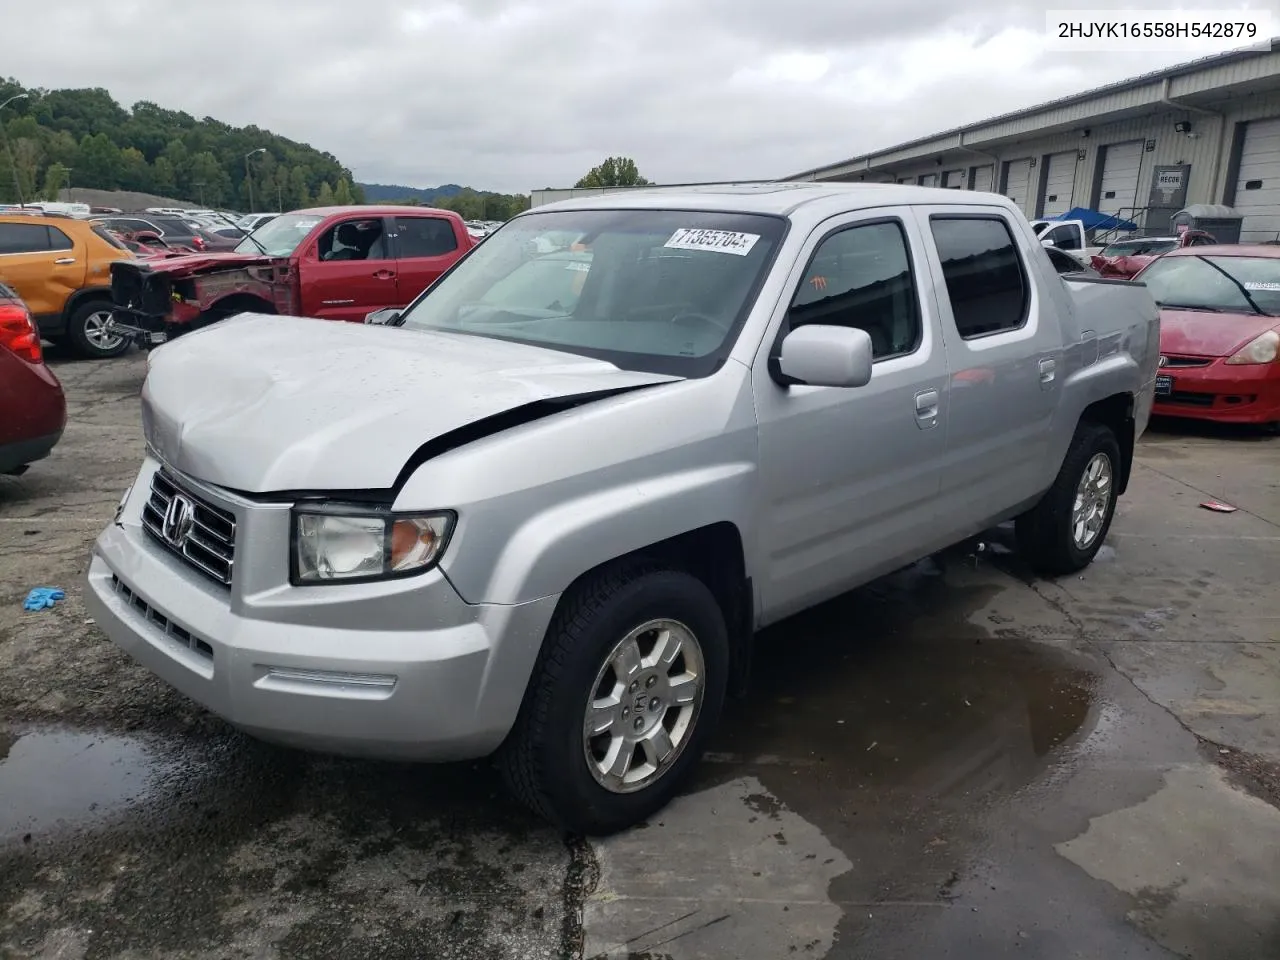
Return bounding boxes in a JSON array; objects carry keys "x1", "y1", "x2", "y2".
[
  {"x1": 1161, "y1": 355, "x2": 1212, "y2": 368},
  {"x1": 110, "y1": 262, "x2": 172, "y2": 316},
  {"x1": 1164, "y1": 390, "x2": 1215, "y2": 407},
  {"x1": 141, "y1": 470, "x2": 236, "y2": 587},
  {"x1": 111, "y1": 574, "x2": 213, "y2": 660}
]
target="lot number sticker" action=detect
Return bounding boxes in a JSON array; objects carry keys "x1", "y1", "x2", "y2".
[
  {"x1": 1244, "y1": 281, "x2": 1280, "y2": 291},
  {"x1": 665, "y1": 228, "x2": 760, "y2": 256}
]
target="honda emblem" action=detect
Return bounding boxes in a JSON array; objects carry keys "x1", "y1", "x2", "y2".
[{"x1": 161, "y1": 494, "x2": 195, "y2": 548}]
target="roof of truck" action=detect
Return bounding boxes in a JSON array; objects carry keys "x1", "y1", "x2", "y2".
[
  {"x1": 293, "y1": 204, "x2": 461, "y2": 218},
  {"x1": 533, "y1": 182, "x2": 1011, "y2": 217}
]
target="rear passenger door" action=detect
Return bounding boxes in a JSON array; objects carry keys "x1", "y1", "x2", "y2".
[
  {"x1": 752, "y1": 210, "x2": 950, "y2": 623},
  {"x1": 0, "y1": 221, "x2": 85, "y2": 329},
  {"x1": 913, "y1": 209, "x2": 1063, "y2": 539},
  {"x1": 392, "y1": 215, "x2": 463, "y2": 302}
]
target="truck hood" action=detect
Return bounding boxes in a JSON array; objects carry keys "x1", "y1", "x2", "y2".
[
  {"x1": 132, "y1": 251, "x2": 283, "y2": 277},
  {"x1": 141, "y1": 314, "x2": 681, "y2": 493},
  {"x1": 1158, "y1": 308, "x2": 1280, "y2": 358}
]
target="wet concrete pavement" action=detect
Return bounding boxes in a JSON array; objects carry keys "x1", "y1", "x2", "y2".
[{"x1": 1, "y1": 350, "x2": 1277, "y2": 959}]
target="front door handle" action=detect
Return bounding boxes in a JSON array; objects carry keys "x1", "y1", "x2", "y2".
[
  {"x1": 1039, "y1": 357, "x2": 1057, "y2": 386},
  {"x1": 54, "y1": 257, "x2": 76, "y2": 265},
  {"x1": 914, "y1": 389, "x2": 939, "y2": 430},
  {"x1": 372, "y1": 269, "x2": 396, "y2": 279}
]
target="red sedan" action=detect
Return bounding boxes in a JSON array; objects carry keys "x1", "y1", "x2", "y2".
[
  {"x1": 1134, "y1": 245, "x2": 1280, "y2": 427},
  {"x1": 0, "y1": 282, "x2": 67, "y2": 474}
]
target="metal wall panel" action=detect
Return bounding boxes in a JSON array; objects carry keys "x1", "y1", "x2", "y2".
[
  {"x1": 1096, "y1": 141, "x2": 1144, "y2": 217},
  {"x1": 1232, "y1": 116, "x2": 1280, "y2": 242},
  {"x1": 1003, "y1": 159, "x2": 1035, "y2": 214},
  {"x1": 1040, "y1": 152, "x2": 1078, "y2": 216}
]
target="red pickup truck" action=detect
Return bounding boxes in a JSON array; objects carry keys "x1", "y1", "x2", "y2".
[{"x1": 107, "y1": 205, "x2": 475, "y2": 346}]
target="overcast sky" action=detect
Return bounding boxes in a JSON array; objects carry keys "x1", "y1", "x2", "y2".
[{"x1": 3, "y1": 1, "x2": 1270, "y2": 192}]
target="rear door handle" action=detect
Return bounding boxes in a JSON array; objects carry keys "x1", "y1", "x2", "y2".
[
  {"x1": 372, "y1": 269, "x2": 396, "y2": 279},
  {"x1": 914, "y1": 389, "x2": 939, "y2": 430},
  {"x1": 54, "y1": 257, "x2": 76, "y2": 265},
  {"x1": 1039, "y1": 357, "x2": 1057, "y2": 387}
]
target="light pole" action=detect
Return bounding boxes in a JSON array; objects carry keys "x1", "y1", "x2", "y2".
[
  {"x1": 244, "y1": 147, "x2": 266, "y2": 212},
  {"x1": 0, "y1": 92, "x2": 30, "y2": 207},
  {"x1": 194, "y1": 180, "x2": 206, "y2": 206}
]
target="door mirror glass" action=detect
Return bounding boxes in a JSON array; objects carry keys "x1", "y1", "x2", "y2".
[
  {"x1": 777, "y1": 325, "x2": 873, "y2": 388},
  {"x1": 364, "y1": 307, "x2": 401, "y2": 326},
  {"x1": 1041, "y1": 237, "x2": 1056, "y2": 248}
]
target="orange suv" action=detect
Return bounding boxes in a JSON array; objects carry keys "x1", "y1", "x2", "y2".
[{"x1": 0, "y1": 213, "x2": 134, "y2": 358}]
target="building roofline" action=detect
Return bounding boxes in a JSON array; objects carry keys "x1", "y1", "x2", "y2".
[{"x1": 787, "y1": 38, "x2": 1280, "y2": 180}]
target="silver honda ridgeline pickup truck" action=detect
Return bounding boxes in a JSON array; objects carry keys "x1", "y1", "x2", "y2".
[{"x1": 86, "y1": 184, "x2": 1158, "y2": 834}]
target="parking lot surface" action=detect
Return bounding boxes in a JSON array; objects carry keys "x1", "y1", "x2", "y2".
[{"x1": 1, "y1": 351, "x2": 1277, "y2": 960}]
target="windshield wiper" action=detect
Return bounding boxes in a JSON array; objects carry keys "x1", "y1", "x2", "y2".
[
  {"x1": 1193, "y1": 256, "x2": 1272, "y2": 315},
  {"x1": 1156, "y1": 302, "x2": 1227, "y2": 313},
  {"x1": 210, "y1": 210, "x2": 271, "y2": 257}
]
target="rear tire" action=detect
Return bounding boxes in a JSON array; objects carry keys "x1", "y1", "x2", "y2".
[
  {"x1": 67, "y1": 300, "x2": 129, "y2": 359},
  {"x1": 498, "y1": 566, "x2": 729, "y2": 835},
  {"x1": 1017, "y1": 421, "x2": 1121, "y2": 576}
]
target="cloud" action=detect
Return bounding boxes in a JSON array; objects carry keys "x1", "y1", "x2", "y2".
[{"x1": 2, "y1": 0, "x2": 1248, "y2": 193}]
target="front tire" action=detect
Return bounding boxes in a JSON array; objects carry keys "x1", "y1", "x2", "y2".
[
  {"x1": 1017, "y1": 421, "x2": 1121, "y2": 576},
  {"x1": 67, "y1": 300, "x2": 129, "y2": 359},
  {"x1": 499, "y1": 567, "x2": 729, "y2": 835}
]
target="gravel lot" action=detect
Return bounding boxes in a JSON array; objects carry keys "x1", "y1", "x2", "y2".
[{"x1": 1, "y1": 348, "x2": 1277, "y2": 960}]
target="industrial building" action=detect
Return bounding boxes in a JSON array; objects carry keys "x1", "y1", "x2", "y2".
[
  {"x1": 533, "y1": 41, "x2": 1280, "y2": 242},
  {"x1": 786, "y1": 40, "x2": 1280, "y2": 242}
]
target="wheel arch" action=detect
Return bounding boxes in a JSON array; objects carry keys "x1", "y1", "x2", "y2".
[
  {"x1": 544, "y1": 522, "x2": 754, "y2": 698},
  {"x1": 1079, "y1": 392, "x2": 1135, "y2": 494},
  {"x1": 205, "y1": 292, "x2": 277, "y2": 318},
  {"x1": 62, "y1": 286, "x2": 114, "y2": 323}
]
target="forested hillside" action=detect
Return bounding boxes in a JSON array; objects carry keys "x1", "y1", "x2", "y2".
[
  {"x1": 359, "y1": 182, "x2": 530, "y2": 221},
  {"x1": 0, "y1": 78, "x2": 361, "y2": 210}
]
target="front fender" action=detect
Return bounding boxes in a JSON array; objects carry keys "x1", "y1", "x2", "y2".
[{"x1": 470, "y1": 460, "x2": 755, "y2": 606}]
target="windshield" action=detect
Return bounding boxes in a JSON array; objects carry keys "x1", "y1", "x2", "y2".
[
  {"x1": 396, "y1": 208, "x2": 786, "y2": 376},
  {"x1": 234, "y1": 212, "x2": 323, "y2": 256},
  {"x1": 1139, "y1": 254, "x2": 1280, "y2": 316},
  {"x1": 1100, "y1": 238, "x2": 1177, "y2": 257}
]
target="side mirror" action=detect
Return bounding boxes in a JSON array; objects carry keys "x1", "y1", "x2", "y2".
[
  {"x1": 365, "y1": 307, "x2": 401, "y2": 326},
  {"x1": 774, "y1": 325, "x2": 873, "y2": 388},
  {"x1": 1041, "y1": 237, "x2": 1056, "y2": 248}
]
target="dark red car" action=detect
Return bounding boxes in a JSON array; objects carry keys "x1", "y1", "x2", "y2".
[
  {"x1": 0, "y1": 282, "x2": 67, "y2": 474},
  {"x1": 109, "y1": 205, "x2": 476, "y2": 346},
  {"x1": 1134, "y1": 244, "x2": 1280, "y2": 427}
]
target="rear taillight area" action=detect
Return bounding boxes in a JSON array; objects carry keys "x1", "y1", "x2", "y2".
[{"x1": 0, "y1": 302, "x2": 42, "y2": 363}]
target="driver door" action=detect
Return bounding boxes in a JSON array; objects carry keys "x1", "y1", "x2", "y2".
[
  {"x1": 298, "y1": 216, "x2": 397, "y2": 322},
  {"x1": 751, "y1": 210, "x2": 949, "y2": 624}
]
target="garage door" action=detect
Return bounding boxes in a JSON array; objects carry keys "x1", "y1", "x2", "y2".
[
  {"x1": 942, "y1": 169, "x2": 965, "y2": 188},
  {"x1": 1003, "y1": 159, "x2": 1034, "y2": 214},
  {"x1": 970, "y1": 165, "x2": 994, "y2": 192},
  {"x1": 918, "y1": 173, "x2": 939, "y2": 187},
  {"x1": 1040, "y1": 151, "x2": 1077, "y2": 217},
  {"x1": 1097, "y1": 141, "x2": 1143, "y2": 216},
  {"x1": 897, "y1": 177, "x2": 912, "y2": 184},
  {"x1": 1233, "y1": 117, "x2": 1280, "y2": 242}
]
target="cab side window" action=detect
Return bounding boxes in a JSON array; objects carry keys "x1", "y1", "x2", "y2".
[
  {"x1": 48, "y1": 226, "x2": 73, "y2": 251},
  {"x1": 0, "y1": 222, "x2": 55, "y2": 254},
  {"x1": 316, "y1": 218, "x2": 388, "y2": 261},
  {"x1": 396, "y1": 216, "x2": 459, "y2": 257},
  {"x1": 1045, "y1": 224, "x2": 1081, "y2": 250},
  {"x1": 929, "y1": 216, "x2": 1029, "y2": 339},
  {"x1": 787, "y1": 220, "x2": 922, "y2": 360}
]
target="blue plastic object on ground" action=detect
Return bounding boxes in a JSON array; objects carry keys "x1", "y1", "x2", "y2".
[{"x1": 23, "y1": 587, "x2": 65, "y2": 611}]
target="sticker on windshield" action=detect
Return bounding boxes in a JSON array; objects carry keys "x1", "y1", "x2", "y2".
[
  {"x1": 664, "y1": 228, "x2": 760, "y2": 256},
  {"x1": 564, "y1": 262, "x2": 590, "y2": 272},
  {"x1": 1244, "y1": 281, "x2": 1280, "y2": 291}
]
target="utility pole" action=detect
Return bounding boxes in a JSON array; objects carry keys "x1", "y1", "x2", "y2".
[
  {"x1": 195, "y1": 180, "x2": 206, "y2": 205},
  {"x1": 0, "y1": 92, "x2": 30, "y2": 207},
  {"x1": 244, "y1": 147, "x2": 266, "y2": 212},
  {"x1": 277, "y1": 180, "x2": 283, "y2": 212}
]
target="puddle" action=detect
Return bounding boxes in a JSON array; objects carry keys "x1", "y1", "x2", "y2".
[
  {"x1": 705, "y1": 555, "x2": 1098, "y2": 799},
  {"x1": 0, "y1": 727, "x2": 186, "y2": 842}
]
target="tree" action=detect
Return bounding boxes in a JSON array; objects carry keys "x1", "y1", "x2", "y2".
[
  {"x1": 151, "y1": 156, "x2": 177, "y2": 195},
  {"x1": 75, "y1": 133, "x2": 122, "y2": 189},
  {"x1": 41, "y1": 162, "x2": 68, "y2": 200},
  {"x1": 332, "y1": 177, "x2": 354, "y2": 205},
  {"x1": 288, "y1": 166, "x2": 311, "y2": 210},
  {"x1": 575, "y1": 156, "x2": 650, "y2": 188},
  {"x1": 117, "y1": 147, "x2": 150, "y2": 192},
  {"x1": 315, "y1": 180, "x2": 335, "y2": 205}
]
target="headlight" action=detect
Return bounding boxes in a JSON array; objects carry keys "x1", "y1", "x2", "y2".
[
  {"x1": 291, "y1": 507, "x2": 454, "y2": 584},
  {"x1": 1225, "y1": 329, "x2": 1279, "y2": 365}
]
